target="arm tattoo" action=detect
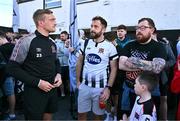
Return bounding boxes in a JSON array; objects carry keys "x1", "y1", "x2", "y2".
[
  {"x1": 151, "y1": 58, "x2": 166, "y2": 73},
  {"x1": 128, "y1": 57, "x2": 165, "y2": 73},
  {"x1": 128, "y1": 57, "x2": 153, "y2": 71}
]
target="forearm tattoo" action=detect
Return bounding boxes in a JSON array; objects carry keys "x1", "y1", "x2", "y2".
[
  {"x1": 128, "y1": 57, "x2": 152, "y2": 71},
  {"x1": 127, "y1": 57, "x2": 165, "y2": 73}
]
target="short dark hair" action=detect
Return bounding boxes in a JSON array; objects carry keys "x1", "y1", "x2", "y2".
[
  {"x1": 0, "y1": 31, "x2": 6, "y2": 39},
  {"x1": 117, "y1": 24, "x2": 127, "y2": 31},
  {"x1": 92, "y1": 16, "x2": 107, "y2": 28},
  {"x1": 138, "y1": 18, "x2": 155, "y2": 29},
  {"x1": 33, "y1": 9, "x2": 53, "y2": 27},
  {"x1": 137, "y1": 71, "x2": 159, "y2": 92},
  {"x1": 60, "y1": 31, "x2": 68, "y2": 35},
  {"x1": 60, "y1": 31, "x2": 69, "y2": 39}
]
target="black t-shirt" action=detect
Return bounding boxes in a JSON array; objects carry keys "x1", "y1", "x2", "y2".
[
  {"x1": 0, "y1": 43, "x2": 15, "y2": 62},
  {"x1": 121, "y1": 39, "x2": 167, "y2": 87},
  {"x1": 0, "y1": 43, "x2": 15, "y2": 85},
  {"x1": 7, "y1": 30, "x2": 61, "y2": 87}
]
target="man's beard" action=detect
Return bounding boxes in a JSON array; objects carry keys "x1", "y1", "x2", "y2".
[
  {"x1": 90, "y1": 31, "x2": 102, "y2": 39},
  {"x1": 136, "y1": 33, "x2": 151, "y2": 43}
]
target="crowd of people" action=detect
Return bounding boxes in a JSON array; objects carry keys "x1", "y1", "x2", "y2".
[{"x1": 0, "y1": 8, "x2": 180, "y2": 121}]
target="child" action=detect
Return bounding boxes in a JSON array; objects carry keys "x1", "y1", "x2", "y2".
[{"x1": 123, "y1": 71, "x2": 158, "y2": 121}]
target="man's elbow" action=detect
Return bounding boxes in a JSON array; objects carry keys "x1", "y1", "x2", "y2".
[
  {"x1": 119, "y1": 63, "x2": 124, "y2": 70},
  {"x1": 152, "y1": 58, "x2": 166, "y2": 74},
  {"x1": 119, "y1": 56, "x2": 128, "y2": 70}
]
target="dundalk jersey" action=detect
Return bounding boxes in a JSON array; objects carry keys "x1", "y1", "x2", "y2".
[
  {"x1": 129, "y1": 96, "x2": 157, "y2": 121},
  {"x1": 79, "y1": 39, "x2": 118, "y2": 88}
]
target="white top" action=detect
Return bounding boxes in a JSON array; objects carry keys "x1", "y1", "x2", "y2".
[
  {"x1": 79, "y1": 39, "x2": 118, "y2": 88},
  {"x1": 129, "y1": 96, "x2": 157, "y2": 121}
]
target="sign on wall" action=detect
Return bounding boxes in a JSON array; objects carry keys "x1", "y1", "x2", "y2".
[
  {"x1": 77, "y1": 0, "x2": 98, "y2": 4},
  {"x1": 44, "y1": 0, "x2": 62, "y2": 9},
  {"x1": 18, "y1": 0, "x2": 34, "y2": 4}
]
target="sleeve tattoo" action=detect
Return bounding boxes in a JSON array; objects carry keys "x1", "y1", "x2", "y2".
[{"x1": 127, "y1": 57, "x2": 165, "y2": 74}]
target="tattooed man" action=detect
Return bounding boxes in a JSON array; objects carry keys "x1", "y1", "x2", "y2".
[{"x1": 118, "y1": 18, "x2": 167, "y2": 120}]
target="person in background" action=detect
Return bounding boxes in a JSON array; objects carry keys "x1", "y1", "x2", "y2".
[
  {"x1": 76, "y1": 16, "x2": 118, "y2": 120},
  {"x1": 78, "y1": 29, "x2": 86, "y2": 48},
  {"x1": 7, "y1": 9, "x2": 62, "y2": 120},
  {"x1": 152, "y1": 30, "x2": 176, "y2": 120},
  {"x1": 176, "y1": 34, "x2": 180, "y2": 56},
  {"x1": 55, "y1": 31, "x2": 69, "y2": 97},
  {"x1": 64, "y1": 29, "x2": 86, "y2": 119},
  {"x1": 106, "y1": 25, "x2": 132, "y2": 121},
  {"x1": 171, "y1": 54, "x2": 180, "y2": 120},
  {"x1": 0, "y1": 32, "x2": 16, "y2": 120}
]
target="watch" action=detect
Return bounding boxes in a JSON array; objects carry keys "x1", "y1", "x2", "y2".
[{"x1": 105, "y1": 85, "x2": 112, "y2": 90}]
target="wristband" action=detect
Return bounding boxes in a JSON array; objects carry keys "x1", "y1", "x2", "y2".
[{"x1": 105, "y1": 85, "x2": 112, "y2": 90}]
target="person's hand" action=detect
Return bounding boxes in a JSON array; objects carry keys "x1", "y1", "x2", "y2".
[
  {"x1": 53, "y1": 73, "x2": 62, "y2": 87},
  {"x1": 38, "y1": 79, "x2": 55, "y2": 92},
  {"x1": 100, "y1": 87, "x2": 110, "y2": 101},
  {"x1": 68, "y1": 47, "x2": 75, "y2": 53},
  {"x1": 122, "y1": 114, "x2": 128, "y2": 121},
  {"x1": 77, "y1": 81, "x2": 81, "y2": 89},
  {"x1": 111, "y1": 40, "x2": 118, "y2": 46},
  {"x1": 65, "y1": 39, "x2": 70, "y2": 48}
]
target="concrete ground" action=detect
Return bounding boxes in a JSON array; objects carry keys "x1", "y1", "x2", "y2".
[{"x1": 6, "y1": 93, "x2": 176, "y2": 120}]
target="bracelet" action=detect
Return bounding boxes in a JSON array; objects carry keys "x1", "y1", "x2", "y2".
[{"x1": 105, "y1": 85, "x2": 112, "y2": 90}]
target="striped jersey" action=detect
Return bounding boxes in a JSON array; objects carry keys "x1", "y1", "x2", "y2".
[
  {"x1": 129, "y1": 96, "x2": 157, "y2": 121},
  {"x1": 79, "y1": 39, "x2": 118, "y2": 88}
]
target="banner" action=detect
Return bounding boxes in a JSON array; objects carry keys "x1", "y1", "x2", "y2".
[
  {"x1": 69, "y1": 0, "x2": 79, "y2": 92},
  {"x1": 13, "y1": 0, "x2": 19, "y2": 32}
]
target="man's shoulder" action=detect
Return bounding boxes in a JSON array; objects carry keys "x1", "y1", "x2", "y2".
[
  {"x1": 15, "y1": 33, "x2": 36, "y2": 48},
  {"x1": 19, "y1": 33, "x2": 36, "y2": 42}
]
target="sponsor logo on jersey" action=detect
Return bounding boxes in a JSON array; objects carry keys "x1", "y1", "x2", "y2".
[{"x1": 86, "y1": 53, "x2": 101, "y2": 64}]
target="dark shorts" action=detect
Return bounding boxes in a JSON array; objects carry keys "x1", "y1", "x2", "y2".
[
  {"x1": 61, "y1": 66, "x2": 69, "y2": 84},
  {"x1": 23, "y1": 86, "x2": 58, "y2": 120}
]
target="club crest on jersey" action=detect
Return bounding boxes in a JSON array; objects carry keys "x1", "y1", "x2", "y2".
[
  {"x1": 135, "y1": 112, "x2": 139, "y2": 119},
  {"x1": 98, "y1": 48, "x2": 104, "y2": 54},
  {"x1": 86, "y1": 53, "x2": 101, "y2": 64}
]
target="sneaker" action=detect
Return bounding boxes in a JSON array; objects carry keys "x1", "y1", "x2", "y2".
[
  {"x1": 3, "y1": 114, "x2": 16, "y2": 120},
  {"x1": 104, "y1": 112, "x2": 113, "y2": 121},
  {"x1": 61, "y1": 93, "x2": 65, "y2": 97},
  {"x1": 113, "y1": 116, "x2": 117, "y2": 121}
]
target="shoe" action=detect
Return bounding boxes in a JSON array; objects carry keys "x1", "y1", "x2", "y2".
[
  {"x1": 113, "y1": 116, "x2": 117, "y2": 121},
  {"x1": 3, "y1": 114, "x2": 16, "y2": 120},
  {"x1": 104, "y1": 112, "x2": 113, "y2": 121},
  {"x1": 61, "y1": 93, "x2": 65, "y2": 97}
]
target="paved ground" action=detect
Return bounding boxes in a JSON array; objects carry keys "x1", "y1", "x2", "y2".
[
  {"x1": 15, "y1": 96, "x2": 74, "y2": 120},
  {"x1": 12, "y1": 95, "x2": 177, "y2": 120}
]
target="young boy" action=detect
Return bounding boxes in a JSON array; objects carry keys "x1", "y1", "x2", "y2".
[{"x1": 124, "y1": 71, "x2": 158, "y2": 121}]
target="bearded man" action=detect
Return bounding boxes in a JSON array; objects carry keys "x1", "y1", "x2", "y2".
[
  {"x1": 118, "y1": 18, "x2": 167, "y2": 120},
  {"x1": 76, "y1": 16, "x2": 118, "y2": 120}
]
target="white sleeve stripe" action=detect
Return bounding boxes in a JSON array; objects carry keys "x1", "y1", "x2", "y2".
[
  {"x1": 79, "y1": 49, "x2": 83, "y2": 55},
  {"x1": 109, "y1": 54, "x2": 118, "y2": 60},
  {"x1": 10, "y1": 40, "x2": 22, "y2": 61}
]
